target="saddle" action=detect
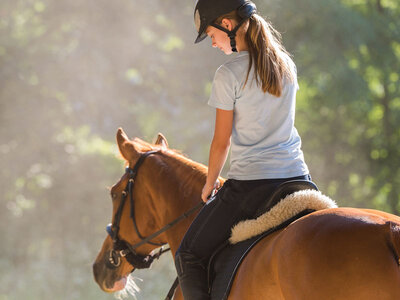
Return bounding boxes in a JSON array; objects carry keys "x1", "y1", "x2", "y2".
[
  {"x1": 205, "y1": 180, "x2": 335, "y2": 300},
  {"x1": 166, "y1": 180, "x2": 336, "y2": 300},
  {"x1": 208, "y1": 210, "x2": 313, "y2": 299}
]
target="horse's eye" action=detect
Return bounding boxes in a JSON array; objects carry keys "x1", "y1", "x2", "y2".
[{"x1": 111, "y1": 193, "x2": 117, "y2": 199}]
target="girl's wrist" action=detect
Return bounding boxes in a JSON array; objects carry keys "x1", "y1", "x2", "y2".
[
  {"x1": 205, "y1": 177, "x2": 217, "y2": 187},
  {"x1": 205, "y1": 177, "x2": 220, "y2": 189}
]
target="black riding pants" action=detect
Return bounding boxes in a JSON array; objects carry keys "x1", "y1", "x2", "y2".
[{"x1": 175, "y1": 174, "x2": 311, "y2": 278}]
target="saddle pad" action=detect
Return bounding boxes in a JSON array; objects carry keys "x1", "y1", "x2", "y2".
[
  {"x1": 208, "y1": 209, "x2": 314, "y2": 300},
  {"x1": 230, "y1": 189, "x2": 337, "y2": 244}
]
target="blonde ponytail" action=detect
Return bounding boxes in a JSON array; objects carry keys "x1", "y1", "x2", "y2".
[
  {"x1": 215, "y1": 11, "x2": 294, "y2": 97},
  {"x1": 245, "y1": 15, "x2": 294, "y2": 97}
]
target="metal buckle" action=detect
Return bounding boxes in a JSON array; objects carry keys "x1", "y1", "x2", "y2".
[{"x1": 108, "y1": 249, "x2": 121, "y2": 267}]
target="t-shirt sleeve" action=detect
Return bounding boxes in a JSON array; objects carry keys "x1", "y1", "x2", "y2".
[{"x1": 208, "y1": 65, "x2": 236, "y2": 110}]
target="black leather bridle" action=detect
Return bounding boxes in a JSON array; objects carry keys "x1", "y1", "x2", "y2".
[{"x1": 105, "y1": 150, "x2": 203, "y2": 271}]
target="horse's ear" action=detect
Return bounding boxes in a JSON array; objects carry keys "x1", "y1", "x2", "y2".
[
  {"x1": 154, "y1": 133, "x2": 168, "y2": 149},
  {"x1": 116, "y1": 128, "x2": 140, "y2": 161},
  {"x1": 117, "y1": 128, "x2": 129, "y2": 144}
]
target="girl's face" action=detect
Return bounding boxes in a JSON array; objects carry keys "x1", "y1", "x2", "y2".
[{"x1": 206, "y1": 20, "x2": 234, "y2": 55}]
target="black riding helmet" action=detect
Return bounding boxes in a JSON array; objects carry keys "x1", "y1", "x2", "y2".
[{"x1": 194, "y1": 0, "x2": 257, "y2": 52}]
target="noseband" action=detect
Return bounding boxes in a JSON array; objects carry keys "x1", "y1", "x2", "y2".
[{"x1": 106, "y1": 150, "x2": 203, "y2": 270}]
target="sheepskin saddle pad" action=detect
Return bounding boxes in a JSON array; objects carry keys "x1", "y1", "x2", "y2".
[
  {"x1": 230, "y1": 189, "x2": 338, "y2": 244},
  {"x1": 207, "y1": 189, "x2": 337, "y2": 300}
]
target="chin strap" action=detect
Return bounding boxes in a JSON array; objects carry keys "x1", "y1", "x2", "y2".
[{"x1": 211, "y1": 18, "x2": 248, "y2": 52}]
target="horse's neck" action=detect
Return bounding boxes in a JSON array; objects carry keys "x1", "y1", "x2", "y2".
[{"x1": 151, "y1": 152, "x2": 207, "y2": 255}]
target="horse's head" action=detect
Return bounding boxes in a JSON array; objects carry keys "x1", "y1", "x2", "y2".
[{"x1": 93, "y1": 128, "x2": 170, "y2": 292}]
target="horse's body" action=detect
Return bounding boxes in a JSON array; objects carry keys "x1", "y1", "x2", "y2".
[
  {"x1": 230, "y1": 207, "x2": 400, "y2": 299},
  {"x1": 93, "y1": 129, "x2": 400, "y2": 299}
]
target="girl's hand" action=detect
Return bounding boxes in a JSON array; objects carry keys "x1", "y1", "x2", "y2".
[{"x1": 201, "y1": 180, "x2": 221, "y2": 203}]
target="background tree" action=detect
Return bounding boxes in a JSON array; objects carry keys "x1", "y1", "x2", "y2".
[{"x1": 0, "y1": 0, "x2": 398, "y2": 299}]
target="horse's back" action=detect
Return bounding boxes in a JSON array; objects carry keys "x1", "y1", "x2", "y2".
[{"x1": 229, "y1": 207, "x2": 400, "y2": 300}]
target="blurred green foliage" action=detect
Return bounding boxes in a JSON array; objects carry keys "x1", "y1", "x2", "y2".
[{"x1": 0, "y1": 0, "x2": 399, "y2": 299}]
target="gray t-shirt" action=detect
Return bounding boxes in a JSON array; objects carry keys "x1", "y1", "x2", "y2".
[{"x1": 208, "y1": 51, "x2": 309, "y2": 180}]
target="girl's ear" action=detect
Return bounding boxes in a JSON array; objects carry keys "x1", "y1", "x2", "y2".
[
  {"x1": 154, "y1": 133, "x2": 169, "y2": 149},
  {"x1": 221, "y1": 18, "x2": 233, "y2": 31},
  {"x1": 116, "y1": 128, "x2": 140, "y2": 162}
]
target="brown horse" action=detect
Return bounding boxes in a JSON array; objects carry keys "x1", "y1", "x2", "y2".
[{"x1": 93, "y1": 128, "x2": 400, "y2": 299}]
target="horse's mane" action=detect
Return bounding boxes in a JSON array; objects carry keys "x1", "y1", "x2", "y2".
[
  {"x1": 131, "y1": 137, "x2": 205, "y2": 171},
  {"x1": 125, "y1": 137, "x2": 209, "y2": 203},
  {"x1": 125, "y1": 137, "x2": 209, "y2": 184}
]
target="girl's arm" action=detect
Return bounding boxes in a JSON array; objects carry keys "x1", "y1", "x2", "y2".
[{"x1": 201, "y1": 108, "x2": 233, "y2": 202}]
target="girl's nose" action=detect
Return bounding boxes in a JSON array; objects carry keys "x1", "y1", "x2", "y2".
[{"x1": 212, "y1": 41, "x2": 217, "y2": 48}]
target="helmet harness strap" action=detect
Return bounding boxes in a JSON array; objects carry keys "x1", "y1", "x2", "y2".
[{"x1": 211, "y1": 17, "x2": 248, "y2": 52}]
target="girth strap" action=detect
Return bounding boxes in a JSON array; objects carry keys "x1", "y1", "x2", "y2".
[{"x1": 165, "y1": 277, "x2": 179, "y2": 300}]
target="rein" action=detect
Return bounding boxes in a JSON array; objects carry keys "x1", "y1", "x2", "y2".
[{"x1": 106, "y1": 150, "x2": 204, "y2": 271}]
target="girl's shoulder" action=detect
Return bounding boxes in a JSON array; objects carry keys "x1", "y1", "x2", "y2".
[
  {"x1": 223, "y1": 51, "x2": 249, "y2": 69},
  {"x1": 217, "y1": 52, "x2": 250, "y2": 82}
]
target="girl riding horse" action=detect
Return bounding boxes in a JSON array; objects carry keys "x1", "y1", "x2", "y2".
[{"x1": 175, "y1": 0, "x2": 312, "y2": 299}]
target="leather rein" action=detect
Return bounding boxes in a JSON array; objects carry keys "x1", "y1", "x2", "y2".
[{"x1": 105, "y1": 150, "x2": 204, "y2": 271}]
